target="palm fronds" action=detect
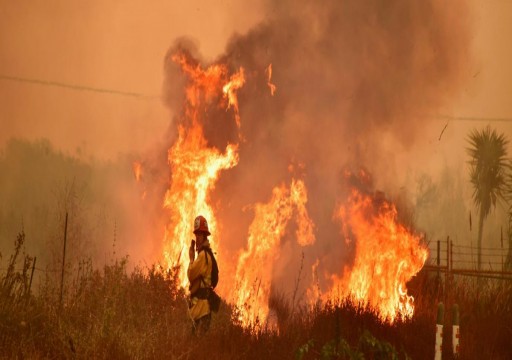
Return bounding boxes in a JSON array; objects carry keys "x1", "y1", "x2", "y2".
[{"x1": 466, "y1": 126, "x2": 510, "y2": 218}]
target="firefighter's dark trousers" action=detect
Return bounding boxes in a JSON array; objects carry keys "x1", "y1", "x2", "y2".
[{"x1": 192, "y1": 313, "x2": 211, "y2": 337}]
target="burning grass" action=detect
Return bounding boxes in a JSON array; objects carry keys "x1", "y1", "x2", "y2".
[{"x1": 2, "y1": 233, "x2": 512, "y2": 359}]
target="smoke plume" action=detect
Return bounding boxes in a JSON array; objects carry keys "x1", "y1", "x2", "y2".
[{"x1": 159, "y1": 0, "x2": 472, "y2": 296}]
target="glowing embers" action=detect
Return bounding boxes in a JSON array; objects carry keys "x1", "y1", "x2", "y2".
[{"x1": 266, "y1": 64, "x2": 276, "y2": 96}]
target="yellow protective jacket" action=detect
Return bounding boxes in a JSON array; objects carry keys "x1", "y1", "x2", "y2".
[{"x1": 187, "y1": 243, "x2": 213, "y2": 321}]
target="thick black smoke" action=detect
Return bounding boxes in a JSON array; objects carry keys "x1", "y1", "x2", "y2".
[{"x1": 162, "y1": 0, "x2": 471, "y2": 293}]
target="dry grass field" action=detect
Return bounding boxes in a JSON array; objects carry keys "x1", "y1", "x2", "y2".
[{"x1": 2, "y1": 232, "x2": 512, "y2": 359}]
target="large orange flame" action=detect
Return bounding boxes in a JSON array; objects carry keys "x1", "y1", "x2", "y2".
[
  {"x1": 233, "y1": 179, "x2": 315, "y2": 329},
  {"x1": 163, "y1": 51, "x2": 244, "y2": 288},
  {"x1": 330, "y1": 185, "x2": 428, "y2": 323},
  {"x1": 158, "y1": 52, "x2": 427, "y2": 329}
]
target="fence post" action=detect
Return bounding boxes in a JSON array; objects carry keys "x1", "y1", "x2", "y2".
[
  {"x1": 446, "y1": 236, "x2": 450, "y2": 299},
  {"x1": 436, "y1": 240, "x2": 441, "y2": 294},
  {"x1": 450, "y1": 241, "x2": 453, "y2": 273},
  {"x1": 26, "y1": 256, "x2": 37, "y2": 305},
  {"x1": 435, "y1": 302, "x2": 444, "y2": 360},
  {"x1": 59, "y1": 212, "x2": 68, "y2": 308},
  {"x1": 437, "y1": 240, "x2": 441, "y2": 269},
  {"x1": 447, "y1": 236, "x2": 450, "y2": 272},
  {"x1": 452, "y1": 304, "x2": 460, "y2": 357}
]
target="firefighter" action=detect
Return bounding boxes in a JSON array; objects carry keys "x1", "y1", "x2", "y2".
[{"x1": 188, "y1": 215, "x2": 214, "y2": 335}]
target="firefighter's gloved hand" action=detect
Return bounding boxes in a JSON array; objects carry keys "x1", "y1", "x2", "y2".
[{"x1": 189, "y1": 240, "x2": 196, "y2": 262}]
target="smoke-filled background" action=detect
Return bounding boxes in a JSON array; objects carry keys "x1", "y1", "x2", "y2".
[{"x1": 1, "y1": 0, "x2": 512, "y2": 295}]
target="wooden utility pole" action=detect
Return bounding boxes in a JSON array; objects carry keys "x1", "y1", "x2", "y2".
[
  {"x1": 59, "y1": 212, "x2": 68, "y2": 308},
  {"x1": 26, "y1": 256, "x2": 37, "y2": 305},
  {"x1": 28, "y1": 256, "x2": 36, "y2": 294},
  {"x1": 446, "y1": 236, "x2": 451, "y2": 301}
]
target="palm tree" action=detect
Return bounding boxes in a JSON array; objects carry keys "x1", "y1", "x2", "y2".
[{"x1": 467, "y1": 126, "x2": 509, "y2": 270}]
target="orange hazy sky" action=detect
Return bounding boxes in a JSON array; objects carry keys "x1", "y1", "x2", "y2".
[
  {"x1": 0, "y1": 0, "x2": 511, "y2": 159},
  {"x1": 0, "y1": 0, "x2": 263, "y2": 158}
]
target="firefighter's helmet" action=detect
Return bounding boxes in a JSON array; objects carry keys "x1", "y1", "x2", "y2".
[{"x1": 193, "y1": 215, "x2": 211, "y2": 235}]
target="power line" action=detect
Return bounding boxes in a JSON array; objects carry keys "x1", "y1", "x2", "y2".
[
  {"x1": 436, "y1": 115, "x2": 512, "y2": 122},
  {"x1": 0, "y1": 74, "x2": 159, "y2": 99},
  {"x1": 2, "y1": 74, "x2": 511, "y2": 122}
]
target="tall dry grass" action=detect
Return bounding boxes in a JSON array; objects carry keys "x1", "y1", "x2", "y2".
[{"x1": 1, "y1": 232, "x2": 512, "y2": 359}]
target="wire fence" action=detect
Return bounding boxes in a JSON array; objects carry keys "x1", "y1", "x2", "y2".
[
  {"x1": 3, "y1": 237, "x2": 511, "y2": 280},
  {"x1": 425, "y1": 237, "x2": 512, "y2": 280}
]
